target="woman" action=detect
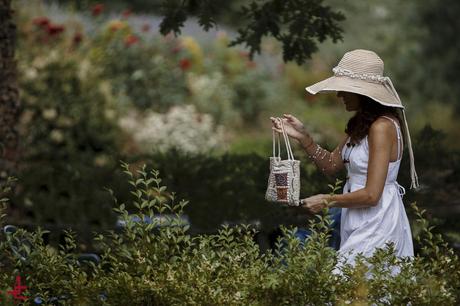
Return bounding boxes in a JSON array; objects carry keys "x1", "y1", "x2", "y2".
[{"x1": 271, "y1": 49, "x2": 418, "y2": 265}]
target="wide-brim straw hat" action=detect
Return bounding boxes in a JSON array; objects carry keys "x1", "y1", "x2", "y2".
[{"x1": 305, "y1": 49, "x2": 419, "y2": 189}]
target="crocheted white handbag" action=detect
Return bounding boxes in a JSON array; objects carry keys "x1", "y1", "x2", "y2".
[{"x1": 265, "y1": 118, "x2": 301, "y2": 206}]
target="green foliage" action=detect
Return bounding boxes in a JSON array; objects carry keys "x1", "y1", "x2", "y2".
[
  {"x1": 0, "y1": 177, "x2": 16, "y2": 225},
  {"x1": 154, "y1": 0, "x2": 345, "y2": 64},
  {"x1": 413, "y1": 0, "x2": 460, "y2": 114},
  {"x1": 127, "y1": 151, "x2": 332, "y2": 232},
  {"x1": 19, "y1": 57, "x2": 120, "y2": 160},
  {"x1": 15, "y1": 43, "x2": 123, "y2": 227},
  {"x1": 229, "y1": 0, "x2": 345, "y2": 64},
  {"x1": 398, "y1": 125, "x2": 460, "y2": 238},
  {"x1": 1, "y1": 164, "x2": 459, "y2": 305},
  {"x1": 92, "y1": 32, "x2": 188, "y2": 111},
  {"x1": 12, "y1": 7, "x2": 287, "y2": 227}
]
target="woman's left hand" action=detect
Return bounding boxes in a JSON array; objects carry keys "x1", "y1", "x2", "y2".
[{"x1": 300, "y1": 194, "x2": 331, "y2": 214}]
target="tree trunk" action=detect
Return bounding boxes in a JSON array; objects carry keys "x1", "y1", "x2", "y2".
[{"x1": 0, "y1": 0, "x2": 20, "y2": 181}]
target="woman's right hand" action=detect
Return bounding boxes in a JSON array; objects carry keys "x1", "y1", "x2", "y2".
[{"x1": 270, "y1": 114, "x2": 309, "y2": 144}]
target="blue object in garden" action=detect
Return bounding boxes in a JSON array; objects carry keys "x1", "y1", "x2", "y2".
[
  {"x1": 293, "y1": 208, "x2": 341, "y2": 250},
  {"x1": 329, "y1": 207, "x2": 342, "y2": 250},
  {"x1": 115, "y1": 214, "x2": 190, "y2": 230}
]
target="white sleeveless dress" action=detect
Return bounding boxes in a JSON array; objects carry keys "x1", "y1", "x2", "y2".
[{"x1": 339, "y1": 116, "x2": 414, "y2": 265}]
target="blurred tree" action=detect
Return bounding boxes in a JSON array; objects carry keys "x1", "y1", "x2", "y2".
[
  {"x1": 57, "y1": 0, "x2": 345, "y2": 64},
  {"x1": 415, "y1": 0, "x2": 460, "y2": 114},
  {"x1": 159, "y1": 0, "x2": 345, "y2": 64},
  {"x1": 0, "y1": 0, "x2": 20, "y2": 178}
]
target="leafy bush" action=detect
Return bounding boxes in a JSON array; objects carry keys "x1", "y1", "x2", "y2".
[
  {"x1": 91, "y1": 25, "x2": 189, "y2": 111},
  {"x1": 14, "y1": 42, "x2": 123, "y2": 228},
  {"x1": 398, "y1": 125, "x2": 460, "y2": 241},
  {"x1": 0, "y1": 164, "x2": 459, "y2": 305},
  {"x1": 124, "y1": 151, "x2": 332, "y2": 232},
  {"x1": 12, "y1": 1, "x2": 460, "y2": 254}
]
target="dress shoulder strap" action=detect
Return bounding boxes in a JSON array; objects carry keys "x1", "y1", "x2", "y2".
[{"x1": 380, "y1": 116, "x2": 403, "y2": 160}]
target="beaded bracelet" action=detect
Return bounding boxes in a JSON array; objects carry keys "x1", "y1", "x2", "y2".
[{"x1": 308, "y1": 144, "x2": 322, "y2": 160}]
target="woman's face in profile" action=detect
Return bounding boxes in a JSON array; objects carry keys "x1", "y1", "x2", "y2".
[{"x1": 337, "y1": 91, "x2": 361, "y2": 112}]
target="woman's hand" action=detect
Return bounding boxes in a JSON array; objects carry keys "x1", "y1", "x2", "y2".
[
  {"x1": 300, "y1": 194, "x2": 331, "y2": 214},
  {"x1": 270, "y1": 114, "x2": 309, "y2": 144}
]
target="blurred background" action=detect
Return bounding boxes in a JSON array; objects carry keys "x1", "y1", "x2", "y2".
[{"x1": 3, "y1": 0, "x2": 460, "y2": 251}]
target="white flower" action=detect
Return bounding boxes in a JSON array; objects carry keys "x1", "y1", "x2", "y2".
[
  {"x1": 104, "y1": 109, "x2": 116, "y2": 120},
  {"x1": 94, "y1": 154, "x2": 110, "y2": 167},
  {"x1": 131, "y1": 69, "x2": 144, "y2": 80},
  {"x1": 77, "y1": 59, "x2": 92, "y2": 81},
  {"x1": 42, "y1": 108, "x2": 58, "y2": 120},
  {"x1": 118, "y1": 105, "x2": 225, "y2": 154},
  {"x1": 186, "y1": 72, "x2": 238, "y2": 125},
  {"x1": 50, "y1": 129, "x2": 64, "y2": 143},
  {"x1": 24, "y1": 68, "x2": 38, "y2": 80}
]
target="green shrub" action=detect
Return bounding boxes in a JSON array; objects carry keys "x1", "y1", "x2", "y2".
[
  {"x1": 0, "y1": 164, "x2": 459, "y2": 305},
  {"x1": 91, "y1": 28, "x2": 188, "y2": 112},
  {"x1": 15, "y1": 46, "x2": 123, "y2": 228},
  {"x1": 126, "y1": 151, "x2": 333, "y2": 232}
]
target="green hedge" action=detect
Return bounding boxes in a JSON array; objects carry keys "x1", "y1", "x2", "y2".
[
  {"x1": 1, "y1": 164, "x2": 459, "y2": 305},
  {"x1": 11, "y1": 125, "x2": 460, "y2": 238},
  {"x1": 12, "y1": 151, "x2": 333, "y2": 234},
  {"x1": 127, "y1": 151, "x2": 334, "y2": 232}
]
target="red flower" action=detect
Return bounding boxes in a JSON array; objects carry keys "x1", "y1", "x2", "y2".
[
  {"x1": 179, "y1": 58, "x2": 192, "y2": 71},
  {"x1": 73, "y1": 32, "x2": 83, "y2": 45},
  {"x1": 91, "y1": 4, "x2": 104, "y2": 16},
  {"x1": 141, "y1": 23, "x2": 151, "y2": 32},
  {"x1": 121, "y1": 9, "x2": 132, "y2": 19},
  {"x1": 46, "y1": 23, "x2": 65, "y2": 36},
  {"x1": 32, "y1": 17, "x2": 50, "y2": 28},
  {"x1": 124, "y1": 34, "x2": 139, "y2": 47}
]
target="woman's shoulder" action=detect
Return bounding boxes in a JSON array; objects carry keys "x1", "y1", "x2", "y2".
[
  {"x1": 370, "y1": 116, "x2": 396, "y2": 132},
  {"x1": 368, "y1": 117, "x2": 398, "y2": 142},
  {"x1": 374, "y1": 115, "x2": 400, "y2": 128}
]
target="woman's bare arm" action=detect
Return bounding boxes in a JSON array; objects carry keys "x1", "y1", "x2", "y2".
[
  {"x1": 270, "y1": 114, "x2": 347, "y2": 176},
  {"x1": 300, "y1": 134, "x2": 349, "y2": 176}
]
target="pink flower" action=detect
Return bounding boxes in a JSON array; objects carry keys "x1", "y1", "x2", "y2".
[
  {"x1": 91, "y1": 4, "x2": 104, "y2": 16},
  {"x1": 124, "y1": 34, "x2": 139, "y2": 47},
  {"x1": 179, "y1": 58, "x2": 192, "y2": 70}
]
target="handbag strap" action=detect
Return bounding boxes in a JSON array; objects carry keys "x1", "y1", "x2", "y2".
[
  {"x1": 272, "y1": 128, "x2": 281, "y2": 158},
  {"x1": 280, "y1": 118, "x2": 295, "y2": 160},
  {"x1": 273, "y1": 117, "x2": 295, "y2": 160}
]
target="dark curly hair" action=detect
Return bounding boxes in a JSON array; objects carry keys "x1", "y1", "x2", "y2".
[{"x1": 345, "y1": 94, "x2": 403, "y2": 144}]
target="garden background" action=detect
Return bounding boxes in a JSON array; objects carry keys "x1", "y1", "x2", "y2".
[{"x1": 0, "y1": 0, "x2": 460, "y2": 304}]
